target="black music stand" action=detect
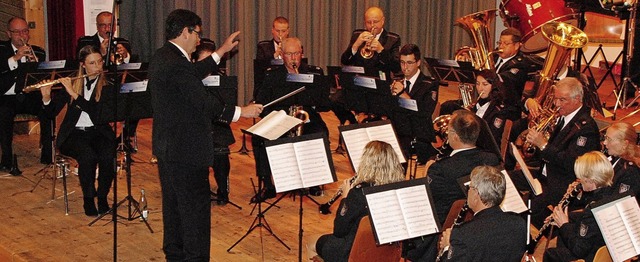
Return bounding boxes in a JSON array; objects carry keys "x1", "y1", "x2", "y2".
[
  {"x1": 88, "y1": 68, "x2": 153, "y2": 233},
  {"x1": 340, "y1": 74, "x2": 396, "y2": 118},
  {"x1": 424, "y1": 57, "x2": 476, "y2": 85}
]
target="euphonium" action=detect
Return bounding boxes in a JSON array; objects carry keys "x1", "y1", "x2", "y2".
[
  {"x1": 454, "y1": 9, "x2": 500, "y2": 71},
  {"x1": 518, "y1": 22, "x2": 588, "y2": 155},
  {"x1": 360, "y1": 27, "x2": 376, "y2": 59},
  {"x1": 289, "y1": 105, "x2": 309, "y2": 137}
]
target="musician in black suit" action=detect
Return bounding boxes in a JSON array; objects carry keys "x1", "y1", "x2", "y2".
[
  {"x1": 76, "y1": 11, "x2": 137, "y2": 64},
  {"x1": 389, "y1": 44, "x2": 439, "y2": 162},
  {"x1": 256, "y1": 16, "x2": 289, "y2": 61},
  {"x1": 403, "y1": 109, "x2": 501, "y2": 261},
  {"x1": 439, "y1": 165, "x2": 527, "y2": 261},
  {"x1": 518, "y1": 77, "x2": 600, "y2": 228},
  {"x1": 193, "y1": 38, "x2": 234, "y2": 205},
  {"x1": 544, "y1": 151, "x2": 615, "y2": 261},
  {"x1": 39, "y1": 45, "x2": 116, "y2": 216},
  {"x1": 0, "y1": 17, "x2": 49, "y2": 171},
  {"x1": 252, "y1": 37, "x2": 328, "y2": 202},
  {"x1": 148, "y1": 9, "x2": 262, "y2": 260},
  {"x1": 340, "y1": 6, "x2": 401, "y2": 77},
  {"x1": 603, "y1": 122, "x2": 640, "y2": 196},
  {"x1": 495, "y1": 27, "x2": 543, "y2": 105}
]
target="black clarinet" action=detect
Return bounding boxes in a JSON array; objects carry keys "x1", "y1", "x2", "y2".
[
  {"x1": 319, "y1": 176, "x2": 357, "y2": 215},
  {"x1": 435, "y1": 202, "x2": 470, "y2": 261},
  {"x1": 528, "y1": 182, "x2": 583, "y2": 250}
]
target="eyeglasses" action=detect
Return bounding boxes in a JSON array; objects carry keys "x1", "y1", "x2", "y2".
[
  {"x1": 400, "y1": 60, "x2": 417, "y2": 65},
  {"x1": 496, "y1": 41, "x2": 517, "y2": 46},
  {"x1": 284, "y1": 52, "x2": 301, "y2": 57},
  {"x1": 189, "y1": 27, "x2": 203, "y2": 38},
  {"x1": 9, "y1": 29, "x2": 29, "y2": 35},
  {"x1": 97, "y1": 23, "x2": 112, "y2": 28}
]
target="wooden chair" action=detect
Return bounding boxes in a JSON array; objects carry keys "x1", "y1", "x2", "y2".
[
  {"x1": 500, "y1": 119, "x2": 513, "y2": 161},
  {"x1": 442, "y1": 199, "x2": 473, "y2": 229},
  {"x1": 348, "y1": 215, "x2": 402, "y2": 262},
  {"x1": 572, "y1": 246, "x2": 612, "y2": 262}
]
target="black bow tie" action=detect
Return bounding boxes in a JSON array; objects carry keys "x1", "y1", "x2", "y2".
[
  {"x1": 477, "y1": 97, "x2": 490, "y2": 106},
  {"x1": 85, "y1": 77, "x2": 98, "y2": 91}
]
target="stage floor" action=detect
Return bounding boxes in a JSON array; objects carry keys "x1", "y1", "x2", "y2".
[{"x1": 0, "y1": 67, "x2": 636, "y2": 261}]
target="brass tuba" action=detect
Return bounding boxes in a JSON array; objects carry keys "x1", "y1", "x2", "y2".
[
  {"x1": 520, "y1": 22, "x2": 588, "y2": 154},
  {"x1": 454, "y1": 9, "x2": 501, "y2": 71},
  {"x1": 289, "y1": 105, "x2": 309, "y2": 137}
]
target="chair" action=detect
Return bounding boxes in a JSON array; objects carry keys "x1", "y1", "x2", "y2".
[
  {"x1": 500, "y1": 119, "x2": 513, "y2": 161},
  {"x1": 442, "y1": 199, "x2": 473, "y2": 229},
  {"x1": 572, "y1": 246, "x2": 612, "y2": 262},
  {"x1": 348, "y1": 215, "x2": 402, "y2": 262}
]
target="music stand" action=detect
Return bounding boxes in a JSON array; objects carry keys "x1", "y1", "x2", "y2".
[{"x1": 423, "y1": 57, "x2": 476, "y2": 85}]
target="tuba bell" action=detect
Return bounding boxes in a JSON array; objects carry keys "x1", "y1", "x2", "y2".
[
  {"x1": 289, "y1": 105, "x2": 309, "y2": 137},
  {"x1": 454, "y1": 9, "x2": 501, "y2": 71},
  {"x1": 518, "y1": 21, "x2": 588, "y2": 155}
]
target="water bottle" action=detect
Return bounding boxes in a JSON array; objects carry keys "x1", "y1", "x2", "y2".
[{"x1": 139, "y1": 189, "x2": 148, "y2": 220}]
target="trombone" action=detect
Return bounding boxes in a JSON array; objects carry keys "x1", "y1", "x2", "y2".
[{"x1": 23, "y1": 72, "x2": 101, "y2": 93}]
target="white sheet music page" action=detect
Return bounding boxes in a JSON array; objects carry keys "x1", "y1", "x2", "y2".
[
  {"x1": 266, "y1": 143, "x2": 304, "y2": 193},
  {"x1": 366, "y1": 125, "x2": 406, "y2": 163},
  {"x1": 340, "y1": 128, "x2": 370, "y2": 171},
  {"x1": 293, "y1": 138, "x2": 334, "y2": 188},
  {"x1": 510, "y1": 143, "x2": 542, "y2": 195},
  {"x1": 246, "y1": 110, "x2": 302, "y2": 140},
  {"x1": 500, "y1": 170, "x2": 528, "y2": 214},
  {"x1": 366, "y1": 190, "x2": 408, "y2": 244},
  {"x1": 396, "y1": 186, "x2": 439, "y2": 237},
  {"x1": 592, "y1": 195, "x2": 640, "y2": 262}
]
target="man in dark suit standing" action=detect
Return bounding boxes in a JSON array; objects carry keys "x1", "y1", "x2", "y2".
[
  {"x1": 341, "y1": 6, "x2": 401, "y2": 78},
  {"x1": 519, "y1": 77, "x2": 600, "y2": 228},
  {"x1": 148, "y1": 9, "x2": 262, "y2": 261},
  {"x1": 256, "y1": 16, "x2": 290, "y2": 61},
  {"x1": 0, "y1": 17, "x2": 48, "y2": 171},
  {"x1": 389, "y1": 44, "x2": 439, "y2": 163}
]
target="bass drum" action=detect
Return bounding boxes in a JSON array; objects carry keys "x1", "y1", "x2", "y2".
[{"x1": 500, "y1": 0, "x2": 579, "y2": 53}]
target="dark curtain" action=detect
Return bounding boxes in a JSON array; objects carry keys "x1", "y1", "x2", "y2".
[{"x1": 47, "y1": 1, "x2": 77, "y2": 61}]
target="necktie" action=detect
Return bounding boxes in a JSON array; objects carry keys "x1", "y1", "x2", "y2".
[
  {"x1": 495, "y1": 59, "x2": 503, "y2": 71},
  {"x1": 550, "y1": 116, "x2": 565, "y2": 140},
  {"x1": 405, "y1": 80, "x2": 411, "y2": 93},
  {"x1": 85, "y1": 77, "x2": 98, "y2": 91}
]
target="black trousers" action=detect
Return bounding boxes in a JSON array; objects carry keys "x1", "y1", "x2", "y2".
[
  {"x1": 0, "y1": 94, "x2": 53, "y2": 166},
  {"x1": 59, "y1": 129, "x2": 115, "y2": 199},
  {"x1": 158, "y1": 160, "x2": 211, "y2": 261},
  {"x1": 212, "y1": 147, "x2": 230, "y2": 195}
]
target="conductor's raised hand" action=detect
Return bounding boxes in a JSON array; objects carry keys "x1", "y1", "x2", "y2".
[
  {"x1": 216, "y1": 31, "x2": 241, "y2": 56},
  {"x1": 240, "y1": 103, "x2": 263, "y2": 118}
]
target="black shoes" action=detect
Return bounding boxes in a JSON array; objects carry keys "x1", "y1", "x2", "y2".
[
  {"x1": 0, "y1": 164, "x2": 10, "y2": 173},
  {"x1": 308, "y1": 186, "x2": 323, "y2": 197},
  {"x1": 83, "y1": 197, "x2": 98, "y2": 217},
  {"x1": 214, "y1": 190, "x2": 229, "y2": 206},
  {"x1": 250, "y1": 188, "x2": 276, "y2": 203},
  {"x1": 97, "y1": 197, "x2": 111, "y2": 214}
]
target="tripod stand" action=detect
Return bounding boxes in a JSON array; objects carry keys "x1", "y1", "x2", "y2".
[
  {"x1": 88, "y1": 137, "x2": 154, "y2": 233},
  {"x1": 30, "y1": 119, "x2": 61, "y2": 197},
  {"x1": 612, "y1": 2, "x2": 640, "y2": 119}
]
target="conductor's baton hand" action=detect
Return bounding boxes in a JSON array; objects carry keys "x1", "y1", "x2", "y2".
[{"x1": 241, "y1": 103, "x2": 263, "y2": 118}]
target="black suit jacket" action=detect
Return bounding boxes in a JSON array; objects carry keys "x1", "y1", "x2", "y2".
[
  {"x1": 340, "y1": 29, "x2": 401, "y2": 76},
  {"x1": 495, "y1": 51, "x2": 543, "y2": 105},
  {"x1": 76, "y1": 34, "x2": 136, "y2": 62},
  {"x1": 149, "y1": 42, "x2": 236, "y2": 167},
  {"x1": 0, "y1": 40, "x2": 46, "y2": 95},
  {"x1": 256, "y1": 39, "x2": 277, "y2": 61},
  {"x1": 538, "y1": 106, "x2": 600, "y2": 193},
  {"x1": 42, "y1": 79, "x2": 115, "y2": 147},
  {"x1": 445, "y1": 206, "x2": 527, "y2": 261},
  {"x1": 473, "y1": 100, "x2": 519, "y2": 150},
  {"x1": 427, "y1": 148, "x2": 501, "y2": 223},
  {"x1": 612, "y1": 157, "x2": 640, "y2": 196}
]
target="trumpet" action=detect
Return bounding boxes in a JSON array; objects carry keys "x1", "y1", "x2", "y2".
[
  {"x1": 319, "y1": 176, "x2": 358, "y2": 215},
  {"x1": 22, "y1": 72, "x2": 101, "y2": 93},
  {"x1": 360, "y1": 27, "x2": 376, "y2": 59},
  {"x1": 19, "y1": 38, "x2": 38, "y2": 63}
]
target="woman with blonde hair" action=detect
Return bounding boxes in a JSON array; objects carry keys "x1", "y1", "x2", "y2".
[
  {"x1": 310, "y1": 140, "x2": 405, "y2": 262},
  {"x1": 544, "y1": 151, "x2": 615, "y2": 261},
  {"x1": 603, "y1": 122, "x2": 640, "y2": 195}
]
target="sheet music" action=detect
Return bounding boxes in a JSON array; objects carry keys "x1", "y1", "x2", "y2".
[
  {"x1": 366, "y1": 190, "x2": 407, "y2": 244},
  {"x1": 592, "y1": 195, "x2": 640, "y2": 262},
  {"x1": 510, "y1": 143, "x2": 542, "y2": 195},
  {"x1": 366, "y1": 125, "x2": 406, "y2": 163},
  {"x1": 246, "y1": 110, "x2": 302, "y2": 140},
  {"x1": 293, "y1": 138, "x2": 334, "y2": 188},
  {"x1": 266, "y1": 143, "x2": 303, "y2": 192},
  {"x1": 396, "y1": 186, "x2": 439, "y2": 237},
  {"x1": 340, "y1": 128, "x2": 370, "y2": 171},
  {"x1": 500, "y1": 170, "x2": 528, "y2": 214}
]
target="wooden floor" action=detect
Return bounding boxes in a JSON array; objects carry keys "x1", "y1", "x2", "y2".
[{"x1": 0, "y1": 67, "x2": 637, "y2": 261}]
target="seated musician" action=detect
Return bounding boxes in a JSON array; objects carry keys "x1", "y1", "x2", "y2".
[
  {"x1": 603, "y1": 122, "x2": 640, "y2": 196},
  {"x1": 193, "y1": 38, "x2": 233, "y2": 205},
  {"x1": 439, "y1": 70, "x2": 519, "y2": 150},
  {"x1": 438, "y1": 165, "x2": 526, "y2": 261},
  {"x1": 404, "y1": 109, "x2": 501, "y2": 261},
  {"x1": 256, "y1": 16, "x2": 290, "y2": 61},
  {"x1": 512, "y1": 77, "x2": 600, "y2": 228},
  {"x1": 544, "y1": 151, "x2": 615, "y2": 261},
  {"x1": 308, "y1": 140, "x2": 405, "y2": 262},
  {"x1": 39, "y1": 45, "x2": 116, "y2": 216},
  {"x1": 252, "y1": 37, "x2": 328, "y2": 202},
  {"x1": 389, "y1": 44, "x2": 439, "y2": 163}
]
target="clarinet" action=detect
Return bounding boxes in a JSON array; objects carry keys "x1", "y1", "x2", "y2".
[
  {"x1": 435, "y1": 202, "x2": 470, "y2": 261},
  {"x1": 319, "y1": 176, "x2": 357, "y2": 215},
  {"x1": 529, "y1": 182, "x2": 583, "y2": 248}
]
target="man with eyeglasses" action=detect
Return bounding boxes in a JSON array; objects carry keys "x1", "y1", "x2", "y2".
[
  {"x1": 251, "y1": 37, "x2": 328, "y2": 202},
  {"x1": 76, "y1": 11, "x2": 135, "y2": 64},
  {"x1": 494, "y1": 27, "x2": 543, "y2": 104},
  {"x1": 403, "y1": 109, "x2": 501, "y2": 261},
  {"x1": 389, "y1": 44, "x2": 439, "y2": 164},
  {"x1": 148, "y1": 9, "x2": 263, "y2": 260},
  {"x1": 341, "y1": 6, "x2": 401, "y2": 78},
  {"x1": 0, "y1": 16, "x2": 47, "y2": 172}
]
